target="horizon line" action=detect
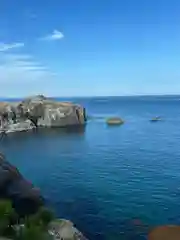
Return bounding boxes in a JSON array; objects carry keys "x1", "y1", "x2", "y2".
[{"x1": 0, "y1": 93, "x2": 179, "y2": 99}]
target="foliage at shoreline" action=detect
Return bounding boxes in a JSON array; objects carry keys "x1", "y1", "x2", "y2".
[{"x1": 0, "y1": 199, "x2": 54, "y2": 240}]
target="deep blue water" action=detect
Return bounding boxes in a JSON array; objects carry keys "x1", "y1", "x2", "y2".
[{"x1": 1, "y1": 96, "x2": 180, "y2": 239}]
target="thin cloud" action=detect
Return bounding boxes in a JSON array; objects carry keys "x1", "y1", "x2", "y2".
[
  {"x1": 0, "y1": 52, "x2": 59, "y2": 97},
  {"x1": 0, "y1": 52, "x2": 57, "y2": 84},
  {"x1": 0, "y1": 42, "x2": 24, "y2": 52},
  {"x1": 40, "y1": 30, "x2": 64, "y2": 41},
  {"x1": 0, "y1": 51, "x2": 61, "y2": 97}
]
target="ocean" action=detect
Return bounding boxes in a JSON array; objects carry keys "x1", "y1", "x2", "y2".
[{"x1": 1, "y1": 96, "x2": 180, "y2": 239}]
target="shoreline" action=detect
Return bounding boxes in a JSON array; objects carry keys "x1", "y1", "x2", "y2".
[{"x1": 0, "y1": 152, "x2": 87, "y2": 240}]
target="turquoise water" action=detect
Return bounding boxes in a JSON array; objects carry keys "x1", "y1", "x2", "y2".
[{"x1": 1, "y1": 96, "x2": 180, "y2": 239}]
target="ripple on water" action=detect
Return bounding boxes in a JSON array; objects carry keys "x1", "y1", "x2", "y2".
[{"x1": 1, "y1": 96, "x2": 180, "y2": 239}]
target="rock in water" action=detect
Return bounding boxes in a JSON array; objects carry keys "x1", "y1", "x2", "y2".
[
  {"x1": 0, "y1": 153, "x2": 43, "y2": 215},
  {"x1": 0, "y1": 95, "x2": 86, "y2": 133},
  {"x1": 6, "y1": 119, "x2": 36, "y2": 133},
  {"x1": 106, "y1": 117, "x2": 124, "y2": 126}
]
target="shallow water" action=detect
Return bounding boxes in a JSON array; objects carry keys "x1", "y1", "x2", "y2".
[{"x1": 1, "y1": 96, "x2": 180, "y2": 239}]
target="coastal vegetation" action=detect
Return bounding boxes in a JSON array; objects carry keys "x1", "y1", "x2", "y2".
[
  {"x1": 0, "y1": 152, "x2": 87, "y2": 240},
  {"x1": 0, "y1": 199, "x2": 54, "y2": 240}
]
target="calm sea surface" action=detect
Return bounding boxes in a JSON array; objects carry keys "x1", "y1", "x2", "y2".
[{"x1": 1, "y1": 96, "x2": 180, "y2": 239}]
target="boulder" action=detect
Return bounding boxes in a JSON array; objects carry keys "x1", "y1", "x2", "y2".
[
  {"x1": 106, "y1": 117, "x2": 124, "y2": 126},
  {"x1": 0, "y1": 95, "x2": 86, "y2": 133},
  {"x1": 48, "y1": 219, "x2": 87, "y2": 240},
  {"x1": 6, "y1": 119, "x2": 36, "y2": 133},
  {"x1": 0, "y1": 153, "x2": 43, "y2": 215}
]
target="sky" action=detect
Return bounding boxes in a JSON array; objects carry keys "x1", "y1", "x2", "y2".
[{"x1": 0, "y1": 0, "x2": 180, "y2": 97}]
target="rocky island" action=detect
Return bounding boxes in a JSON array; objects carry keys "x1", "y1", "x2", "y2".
[{"x1": 0, "y1": 95, "x2": 86, "y2": 134}]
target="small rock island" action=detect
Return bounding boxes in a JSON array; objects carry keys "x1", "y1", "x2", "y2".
[{"x1": 0, "y1": 95, "x2": 86, "y2": 134}]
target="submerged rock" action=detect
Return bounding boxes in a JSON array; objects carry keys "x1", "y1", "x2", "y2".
[{"x1": 0, "y1": 95, "x2": 86, "y2": 133}]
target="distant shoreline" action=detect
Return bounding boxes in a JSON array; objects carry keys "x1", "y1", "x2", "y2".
[{"x1": 0, "y1": 94, "x2": 180, "y2": 101}]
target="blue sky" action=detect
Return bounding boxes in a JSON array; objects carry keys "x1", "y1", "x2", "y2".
[{"x1": 0, "y1": 0, "x2": 180, "y2": 97}]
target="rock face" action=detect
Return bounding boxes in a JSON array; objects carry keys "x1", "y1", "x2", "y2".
[
  {"x1": 106, "y1": 117, "x2": 124, "y2": 126},
  {"x1": 0, "y1": 153, "x2": 43, "y2": 215},
  {"x1": 0, "y1": 95, "x2": 86, "y2": 133},
  {"x1": 48, "y1": 219, "x2": 88, "y2": 240},
  {"x1": 5, "y1": 120, "x2": 36, "y2": 133}
]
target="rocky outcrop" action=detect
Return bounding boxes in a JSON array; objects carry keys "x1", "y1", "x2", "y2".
[
  {"x1": 0, "y1": 153, "x2": 43, "y2": 215},
  {"x1": 5, "y1": 120, "x2": 36, "y2": 133},
  {"x1": 48, "y1": 219, "x2": 88, "y2": 240},
  {"x1": 0, "y1": 95, "x2": 86, "y2": 133},
  {"x1": 106, "y1": 117, "x2": 124, "y2": 126},
  {"x1": 0, "y1": 153, "x2": 88, "y2": 239}
]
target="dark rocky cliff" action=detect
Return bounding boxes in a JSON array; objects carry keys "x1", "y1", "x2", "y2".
[{"x1": 0, "y1": 153, "x2": 43, "y2": 215}]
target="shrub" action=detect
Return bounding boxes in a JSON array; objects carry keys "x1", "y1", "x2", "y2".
[
  {"x1": 17, "y1": 224, "x2": 45, "y2": 240},
  {"x1": 36, "y1": 207, "x2": 54, "y2": 227},
  {"x1": 0, "y1": 199, "x2": 18, "y2": 236},
  {"x1": 24, "y1": 207, "x2": 54, "y2": 229},
  {"x1": 0, "y1": 199, "x2": 54, "y2": 239}
]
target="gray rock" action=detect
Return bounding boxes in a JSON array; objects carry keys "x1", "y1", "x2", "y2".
[
  {"x1": 48, "y1": 219, "x2": 88, "y2": 240},
  {"x1": 6, "y1": 119, "x2": 35, "y2": 133},
  {"x1": 38, "y1": 103, "x2": 84, "y2": 127},
  {"x1": 0, "y1": 95, "x2": 86, "y2": 133}
]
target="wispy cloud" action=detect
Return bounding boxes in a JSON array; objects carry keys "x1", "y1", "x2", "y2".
[
  {"x1": 0, "y1": 52, "x2": 58, "y2": 97},
  {"x1": 40, "y1": 30, "x2": 64, "y2": 41},
  {"x1": 0, "y1": 53, "x2": 56, "y2": 82},
  {"x1": 0, "y1": 42, "x2": 24, "y2": 52}
]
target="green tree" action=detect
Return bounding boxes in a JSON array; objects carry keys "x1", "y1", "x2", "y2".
[
  {"x1": 0, "y1": 199, "x2": 54, "y2": 240},
  {"x1": 0, "y1": 199, "x2": 18, "y2": 237},
  {"x1": 17, "y1": 224, "x2": 45, "y2": 240},
  {"x1": 25, "y1": 207, "x2": 54, "y2": 229},
  {"x1": 36, "y1": 207, "x2": 54, "y2": 227},
  {"x1": 16, "y1": 207, "x2": 54, "y2": 240}
]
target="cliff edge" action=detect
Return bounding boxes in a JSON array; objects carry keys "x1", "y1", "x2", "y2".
[
  {"x1": 0, "y1": 153, "x2": 43, "y2": 215},
  {"x1": 0, "y1": 153, "x2": 87, "y2": 239}
]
